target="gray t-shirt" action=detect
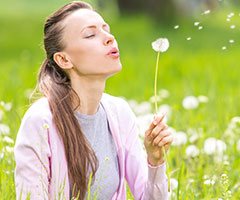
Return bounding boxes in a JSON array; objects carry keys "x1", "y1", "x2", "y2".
[{"x1": 73, "y1": 102, "x2": 119, "y2": 199}]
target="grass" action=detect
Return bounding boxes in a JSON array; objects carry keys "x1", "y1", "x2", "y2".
[{"x1": 0, "y1": 0, "x2": 240, "y2": 199}]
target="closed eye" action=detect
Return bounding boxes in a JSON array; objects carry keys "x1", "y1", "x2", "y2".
[{"x1": 85, "y1": 34, "x2": 95, "y2": 38}]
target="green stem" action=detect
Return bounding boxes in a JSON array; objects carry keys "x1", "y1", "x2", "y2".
[
  {"x1": 154, "y1": 51, "x2": 170, "y2": 192},
  {"x1": 154, "y1": 51, "x2": 160, "y2": 113}
]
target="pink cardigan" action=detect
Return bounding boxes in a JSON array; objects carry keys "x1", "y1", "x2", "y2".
[{"x1": 14, "y1": 93, "x2": 168, "y2": 200}]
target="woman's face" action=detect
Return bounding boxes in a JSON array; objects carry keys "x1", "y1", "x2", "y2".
[{"x1": 61, "y1": 9, "x2": 122, "y2": 78}]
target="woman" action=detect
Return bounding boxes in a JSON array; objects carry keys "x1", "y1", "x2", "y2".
[{"x1": 14, "y1": 1, "x2": 173, "y2": 199}]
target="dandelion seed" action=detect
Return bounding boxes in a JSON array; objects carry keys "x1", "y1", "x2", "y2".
[
  {"x1": 194, "y1": 22, "x2": 200, "y2": 26},
  {"x1": 230, "y1": 25, "x2": 236, "y2": 29},
  {"x1": 222, "y1": 46, "x2": 227, "y2": 50},
  {"x1": 182, "y1": 96, "x2": 199, "y2": 110},
  {"x1": 202, "y1": 10, "x2": 211, "y2": 15},
  {"x1": 174, "y1": 25, "x2": 179, "y2": 29},
  {"x1": 198, "y1": 26, "x2": 203, "y2": 30},
  {"x1": 186, "y1": 37, "x2": 191, "y2": 41},
  {"x1": 229, "y1": 39, "x2": 234, "y2": 43}
]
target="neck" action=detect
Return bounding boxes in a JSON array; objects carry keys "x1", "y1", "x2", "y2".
[{"x1": 71, "y1": 76, "x2": 106, "y2": 115}]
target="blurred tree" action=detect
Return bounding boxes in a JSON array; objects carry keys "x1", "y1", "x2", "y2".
[{"x1": 111, "y1": 0, "x2": 221, "y2": 24}]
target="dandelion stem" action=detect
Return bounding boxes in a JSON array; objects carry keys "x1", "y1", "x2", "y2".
[
  {"x1": 154, "y1": 51, "x2": 170, "y2": 192},
  {"x1": 154, "y1": 51, "x2": 160, "y2": 113}
]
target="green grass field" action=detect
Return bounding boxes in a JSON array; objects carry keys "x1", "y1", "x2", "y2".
[{"x1": 0, "y1": 0, "x2": 240, "y2": 199}]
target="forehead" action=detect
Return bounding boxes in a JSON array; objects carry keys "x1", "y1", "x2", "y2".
[{"x1": 63, "y1": 9, "x2": 106, "y2": 28}]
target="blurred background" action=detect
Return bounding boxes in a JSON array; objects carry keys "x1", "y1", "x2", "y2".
[{"x1": 0, "y1": 0, "x2": 239, "y2": 199}]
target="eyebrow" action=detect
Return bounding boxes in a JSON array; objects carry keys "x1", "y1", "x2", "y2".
[{"x1": 81, "y1": 23, "x2": 110, "y2": 32}]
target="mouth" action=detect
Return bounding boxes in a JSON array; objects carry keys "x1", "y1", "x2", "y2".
[{"x1": 107, "y1": 47, "x2": 120, "y2": 59}]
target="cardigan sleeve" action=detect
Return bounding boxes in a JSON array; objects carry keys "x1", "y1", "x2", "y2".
[
  {"x1": 14, "y1": 113, "x2": 52, "y2": 200},
  {"x1": 122, "y1": 101, "x2": 168, "y2": 200}
]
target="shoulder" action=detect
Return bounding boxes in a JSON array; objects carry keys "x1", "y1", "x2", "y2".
[
  {"x1": 21, "y1": 97, "x2": 52, "y2": 124},
  {"x1": 102, "y1": 93, "x2": 131, "y2": 110},
  {"x1": 101, "y1": 93, "x2": 136, "y2": 125}
]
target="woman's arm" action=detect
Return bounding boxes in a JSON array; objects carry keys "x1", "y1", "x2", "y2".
[
  {"x1": 123, "y1": 103, "x2": 169, "y2": 200},
  {"x1": 14, "y1": 113, "x2": 51, "y2": 200}
]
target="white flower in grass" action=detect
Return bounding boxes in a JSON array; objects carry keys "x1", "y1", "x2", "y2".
[
  {"x1": 203, "y1": 137, "x2": 227, "y2": 155},
  {"x1": 170, "y1": 178, "x2": 178, "y2": 190},
  {"x1": 198, "y1": 95, "x2": 209, "y2": 103},
  {"x1": 237, "y1": 140, "x2": 240, "y2": 152},
  {"x1": 172, "y1": 131, "x2": 187, "y2": 146},
  {"x1": 4, "y1": 102, "x2": 12, "y2": 111},
  {"x1": 227, "y1": 12, "x2": 234, "y2": 18},
  {"x1": 186, "y1": 37, "x2": 191, "y2": 41},
  {"x1": 134, "y1": 101, "x2": 152, "y2": 116},
  {"x1": 151, "y1": 38, "x2": 169, "y2": 52},
  {"x1": 198, "y1": 26, "x2": 203, "y2": 30},
  {"x1": 0, "y1": 124, "x2": 10, "y2": 135},
  {"x1": 0, "y1": 110, "x2": 3, "y2": 121},
  {"x1": 158, "y1": 89, "x2": 170, "y2": 99},
  {"x1": 3, "y1": 136, "x2": 14, "y2": 144},
  {"x1": 230, "y1": 25, "x2": 236, "y2": 29},
  {"x1": 157, "y1": 104, "x2": 171, "y2": 122},
  {"x1": 186, "y1": 145, "x2": 200, "y2": 158},
  {"x1": 182, "y1": 96, "x2": 199, "y2": 110},
  {"x1": 204, "y1": 179, "x2": 215, "y2": 186},
  {"x1": 229, "y1": 39, "x2": 234, "y2": 44},
  {"x1": 5, "y1": 146, "x2": 14, "y2": 153}
]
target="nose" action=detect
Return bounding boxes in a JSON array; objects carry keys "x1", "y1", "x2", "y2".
[{"x1": 104, "y1": 32, "x2": 115, "y2": 46}]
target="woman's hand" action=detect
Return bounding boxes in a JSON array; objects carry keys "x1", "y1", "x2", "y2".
[{"x1": 144, "y1": 114, "x2": 173, "y2": 166}]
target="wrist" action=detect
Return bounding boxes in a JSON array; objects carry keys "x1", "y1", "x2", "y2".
[{"x1": 147, "y1": 156, "x2": 165, "y2": 166}]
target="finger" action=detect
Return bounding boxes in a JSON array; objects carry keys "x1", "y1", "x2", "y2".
[
  {"x1": 150, "y1": 123, "x2": 168, "y2": 139},
  {"x1": 158, "y1": 135, "x2": 173, "y2": 147},
  {"x1": 148, "y1": 113, "x2": 166, "y2": 132},
  {"x1": 152, "y1": 130, "x2": 171, "y2": 146}
]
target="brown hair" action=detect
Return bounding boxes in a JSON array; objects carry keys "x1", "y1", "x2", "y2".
[{"x1": 37, "y1": 1, "x2": 98, "y2": 199}]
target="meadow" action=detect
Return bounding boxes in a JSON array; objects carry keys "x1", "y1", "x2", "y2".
[{"x1": 0, "y1": 0, "x2": 240, "y2": 199}]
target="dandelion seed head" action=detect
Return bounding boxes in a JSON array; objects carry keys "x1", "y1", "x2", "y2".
[
  {"x1": 229, "y1": 39, "x2": 234, "y2": 43},
  {"x1": 202, "y1": 10, "x2": 211, "y2": 15},
  {"x1": 174, "y1": 25, "x2": 179, "y2": 29},
  {"x1": 198, "y1": 26, "x2": 203, "y2": 30},
  {"x1": 151, "y1": 38, "x2": 169, "y2": 52},
  {"x1": 186, "y1": 145, "x2": 200, "y2": 158},
  {"x1": 186, "y1": 37, "x2": 192, "y2": 41},
  {"x1": 222, "y1": 46, "x2": 227, "y2": 50},
  {"x1": 230, "y1": 25, "x2": 236, "y2": 29},
  {"x1": 194, "y1": 22, "x2": 200, "y2": 26},
  {"x1": 182, "y1": 96, "x2": 199, "y2": 110},
  {"x1": 226, "y1": 18, "x2": 231, "y2": 22}
]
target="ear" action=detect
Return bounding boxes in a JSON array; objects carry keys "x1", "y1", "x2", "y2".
[{"x1": 53, "y1": 52, "x2": 73, "y2": 70}]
